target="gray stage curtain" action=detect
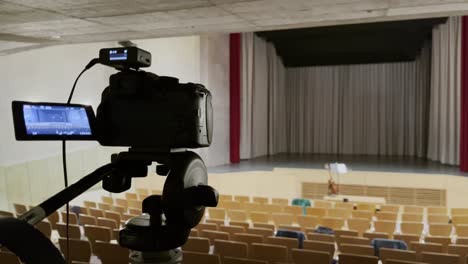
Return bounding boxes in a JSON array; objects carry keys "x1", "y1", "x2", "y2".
[
  {"x1": 240, "y1": 33, "x2": 287, "y2": 159},
  {"x1": 427, "y1": 17, "x2": 461, "y2": 165}
]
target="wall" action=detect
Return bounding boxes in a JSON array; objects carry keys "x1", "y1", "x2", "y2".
[{"x1": 0, "y1": 35, "x2": 231, "y2": 211}]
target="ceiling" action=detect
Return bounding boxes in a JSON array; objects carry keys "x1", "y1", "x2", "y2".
[
  {"x1": 257, "y1": 18, "x2": 446, "y2": 67},
  {"x1": 1, "y1": 0, "x2": 468, "y2": 55}
]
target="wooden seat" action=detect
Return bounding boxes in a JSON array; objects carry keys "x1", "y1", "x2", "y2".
[
  {"x1": 393, "y1": 234, "x2": 420, "y2": 247},
  {"x1": 208, "y1": 208, "x2": 227, "y2": 220},
  {"x1": 125, "y1": 192, "x2": 138, "y2": 200},
  {"x1": 335, "y1": 202, "x2": 354, "y2": 211},
  {"x1": 427, "y1": 214, "x2": 450, "y2": 224},
  {"x1": 306, "y1": 207, "x2": 327, "y2": 218},
  {"x1": 231, "y1": 233, "x2": 264, "y2": 254},
  {"x1": 214, "y1": 239, "x2": 248, "y2": 259},
  {"x1": 35, "y1": 221, "x2": 52, "y2": 239},
  {"x1": 455, "y1": 225, "x2": 468, "y2": 237},
  {"x1": 327, "y1": 208, "x2": 349, "y2": 218},
  {"x1": 448, "y1": 244, "x2": 468, "y2": 264},
  {"x1": 429, "y1": 224, "x2": 453, "y2": 236},
  {"x1": 291, "y1": 248, "x2": 331, "y2": 264},
  {"x1": 404, "y1": 206, "x2": 424, "y2": 214},
  {"x1": 98, "y1": 203, "x2": 112, "y2": 211},
  {"x1": 252, "y1": 223, "x2": 275, "y2": 231},
  {"x1": 452, "y1": 208, "x2": 468, "y2": 216},
  {"x1": 453, "y1": 216, "x2": 468, "y2": 225},
  {"x1": 271, "y1": 198, "x2": 289, "y2": 206},
  {"x1": 252, "y1": 197, "x2": 269, "y2": 204},
  {"x1": 224, "y1": 201, "x2": 242, "y2": 210},
  {"x1": 421, "y1": 252, "x2": 459, "y2": 264},
  {"x1": 356, "y1": 203, "x2": 376, "y2": 212},
  {"x1": 284, "y1": 205, "x2": 303, "y2": 215},
  {"x1": 182, "y1": 237, "x2": 210, "y2": 253},
  {"x1": 271, "y1": 213, "x2": 294, "y2": 226},
  {"x1": 229, "y1": 221, "x2": 250, "y2": 229},
  {"x1": 88, "y1": 208, "x2": 104, "y2": 218},
  {"x1": 380, "y1": 248, "x2": 418, "y2": 264},
  {"x1": 410, "y1": 242, "x2": 443, "y2": 259},
  {"x1": 127, "y1": 200, "x2": 140, "y2": 209},
  {"x1": 228, "y1": 210, "x2": 248, "y2": 222},
  {"x1": 377, "y1": 212, "x2": 398, "y2": 221},
  {"x1": 319, "y1": 216, "x2": 345, "y2": 230},
  {"x1": 297, "y1": 215, "x2": 319, "y2": 231},
  {"x1": 303, "y1": 240, "x2": 335, "y2": 257},
  {"x1": 401, "y1": 214, "x2": 423, "y2": 222},
  {"x1": 380, "y1": 205, "x2": 400, "y2": 213},
  {"x1": 206, "y1": 219, "x2": 225, "y2": 226},
  {"x1": 56, "y1": 223, "x2": 81, "y2": 239},
  {"x1": 246, "y1": 227, "x2": 273, "y2": 241},
  {"x1": 352, "y1": 210, "x2": 374, "y2": 220},
  {"x1": 78, "y1": 214, "x2": 96, "y2": 226},
  {"x1": 278, "y1": 225, "x2": 302, "y2": 231},
  {"x1": 220, "y1": 225, "x2": 246, "y2": 237},
  {"x1": 363, "y1": 232, "x2": 390, "y2": 241},
  {"x1": 265, "y1": 236, "x2": 298, "y2": 262},
  {"x1": 338, "y1": 235, "x2": 371, "y2": 248},
  {"x1": 264, "y1": 204, "x2": 285, "y2": 214},
  {"x1": 200, "y1": 230, "x2": 230, "y2": 245},
  {"x1": 339, "y1": 253, "x2": 378, "y2": 264},
  {"x1": 47, "y1": 211, "x2": 60, "y2": 229},
  {"x1": 195, "y1": 223, "x2": 218, "y2": 231},
  {"x1": 0, "y1": 251, "x2": 21, "y2": 264},
  {"x1": 334, "y1": 229, "x2": 359, "y2": 239},
  {"x1": 306, "y1": 232, "x2": 335, "y2": 243},
  {"x1": 234, "y1": 195, "x2": 250, "y2": 203},
  {"x1": 101, "y1": 196, "x2": 113, "y2": 205},
  {"x1": 114, "y1": 198, "x2": 128, "y2": 209},
  {"x1": 97, "y1": 217, "x2": 118, "y2": 230},
  {"x1": 314, "y1": 200, "x2": 333, "y2": 208},
  {"x1": 135, "y1": 188, "x2": 149, "y2": 195},
  {"x1": 128, "y1": 207, "x2": 141, "y2": 215},
  {"x1": 83, "y1": 201, "x2": 97, "y2": 208},
  {"x1": 427, "y1": 207, "x2": 447, "y2": 215},
  {"x1": 425, "y1": 236, "x2": 452, "y2": 253},
  {"x1": 340, "y1": 244, "x2": 375, "y2": 256},
  {"x1": 84, "y1": 225, "x2": 111, "y2": 251},
  {"x1": 400, "y1": 222, "x2": 424, "y2": 235},
  {"x1": 374, "y1": 220, "x2": 396, "y2": 236},
  {"x1": 94, "y1": 241, "x2": 129, "y2": 264},
  {"x1": 223, "y1": 257, "x2": 267, "y2": 264},
  {"x1": 61, "y1": 211, "x2": 78, "y2": 224},
  {"x1": 219, "y1": 194, "x2": 233, "y2": 201},
  {"x1": 386, "y1": 260, "x2": 427, "y2": 264},
  {"x1": 348, "y1": 218, "x2": 371, "y2": 235},
  {"x1": 103, "y1": 211, "x2": 121, "y2": 227},
  {"x1": 251, "y1": 243, "x2": 287, "y2": 264},
  {"x1": 58, "y1": 238, "x2": 91, "y2": 263},
  {"x1": 249, "y1": 212, "x2": 269, "y2": 223}
]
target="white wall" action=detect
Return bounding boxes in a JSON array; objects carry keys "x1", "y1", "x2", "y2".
[{"x1": 0, "y1": 35, "x2": 231, "y2": 211}]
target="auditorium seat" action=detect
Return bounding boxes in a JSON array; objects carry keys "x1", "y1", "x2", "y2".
[
  {"x1": 425, "y1": 236, "x2": 452, "y2": 253},
  {"x1": 249, "y1": 212, "x2": 269, "y2": 223},
  {"x1": 56, "y1": 223, "x2": 81, "y2": 239},
  {"x1": 35, "y1": 221, "x2": 52, "y2": 239},
  {"x1": 0, "y1": 210, "x2": 13, "y2": 218},
  {"x1": 352, "y1": 210, "x2": 374, "y2": 220},
  {"x1": 265, "y1": 204, "x2": 285, "y2": 214},
  {"x1": 111, "y1": 205, "x2": 126, "y2": 214},
  {"x1": 223, "y1": 257, "x2": 267, "y2": 264},
  {"x1": 335, "y1": 202, "x2": 354, "y2": 211},
  {"x1": 220, "y1": 225, "x2": 246, "y2": 237},
  {"x1": 58, "y1": 238, "x2": 92, "y2": 263},
  {"x1": 327, "y1": 208, "x2": 349, "y2": 218},
  {"x1": 47, "y1": 210, "x2": 59, "y2": 229},
  {"x1": 128, "y1": 207, "x2": 141, "y2": 215},
  {"x1": 376, "y1": 212, "x2": 398, "y2": 221},
  {"x1": 271, "y1": 213, "x2": 294, "y2": 226},
  {"x1": 78, "y1": 214, "x2": 96, "y2": 226},
  {"x1": 195, "y1": 223, "x2": 218, "y2": 231},
  {"x1": 234, "y1": 195, "x2": 250, "y2": 203},
  {"x1": 291, "y1": 248, "x2": 331, "y2": 264},
  {"x1": 88, "y1": 208, "x2": 104, "y2": 218},
  {"x1": 319, "y1": 216, "x2": 345, "y2": 230},
  {"x1": 229, "y1": 221, "x2": 250, "y2": 229},
  {"x1": 401, "y1": 214, "x2": 423, "y2": 222},
  {"x1": 374, "y1": 220, "x2": 396, "y2": 237},
  {"x1": 125, "y1": 192, "x2": 138, "y2": 200},
  {"x1": 98, "y1": 203, "x2": 112, "y2": 211},
  {"x1": 380, "y1": 205, "x2": 401, "y2": 213},
  {"x1": 429, "y1": 223, "x2": 453, "y2": 236},
  {"x1": 246, "y1": 227, "x2": 273, "y2": 241},
  {"x1": 228, "y1": 210, "x2": 248, "y2": 222},
  {"x1": 451, "y1": 208, "x2": 468, "y2": 216},
  {"x1": 453, "y1": 216, "x2": 468, "y2": 225},
  {"x1": 393, "y1": 234, "x2": 421, "y2": 247},
  {"x1": 303, "y1": 240, "x2": 335, "y2": 257},
  {"x1": 380, "y1": 248, "x2": 418, "y2": 264},
  {"x1": 278, "y1": 225, "x2": 302, "y2": 232},
  {"x1": 84, "y1": 225, "x2": 112, "y2": 251},
  {"x1": 182, "y1": 237, "x2": 210, "y2": 253},
  {"x1": 103, "y1": 211, "x2": 121, "y2": 226},
  {"x1": 93, "y1": 241, "x2": 129, "y2": 264},
  {"x1": 363, "y1": 232, "x2": 390, "y2": 241},
  {"x1": 400, "y1": 222, "x2": 424, "y2": 235},
  {"x1": 231, "y1": 233, "x2": 264, "y2": 256},
  {"x1": 214, "y1": 239, "x2": 248, "y2": 259},
  {"x1": 283, "y1": 205, "x2": 303, "y2": 215},
  {"x1": 297, "y1": 215, "x2": 319, "y2": 231},
  {"x1": 410, "y1": 242, "x2": 443, "y2": 259},
  {"x1": 0, "y1": 251, "x2": 21, "y2": 264},
  {"x1": 340, "y1": 244, "x2": 375, "y2": 256},
  {"x1": 101, "y1": 196, "x2": 113, "y2": 205},
  {"x1": 208, "y1": 208, "x2": 226, "y2": 220},
  {"x1": 114, "y1": 198, "x2": 128, "y2": 209},
  {"x1": 356, "y1": 203, "x2": 376, "y2": 212},
  {"x1": 306, "y1": 207, "x2": 327, "y2": 218},
  {"x1": 121, "y1": 213, "x2": 137, "y2": 222},
  {"x1": 127, "y1": 200, "x2": 140, "y2": 209},
  {"x1": 427, "y1": 214, "x2": 450, "y2": 224},
  {"x1": 252, "y1": 197, "x2": 269, "y2": 204},
  {"x1": 135, "y1": 188, "x2": 148, "y2": 195},
  {"x1": 348, "y1": 218, "x2": 371, "y2": 235},
  {"x1": 252, "y1": 223, "x2": 275, "y2": 231},
  {"x1": 339, "y1": 253, "x2": 378, "y2": 264},
  {"x1": 206, "y1": 219, "x2": 225, "y2": 226},
  {"x1": 306, "y1": 233, "x2": 335, "y2": 243},
  {"x1": 271, "y1": 198, "x2": 289, "y2": 206},
  {"x1": 334, "y1": 229, "x2": 359, "y2": 239},
  {"x1": 427, "y1": 206, "x2": 447, "y2": 215},
  {"x1": 190, "y1": 229, "x2": 199, "y2": 237},
  {"x1": 337, "y1": 235, "x2": 370, "y2": 248},
  {"x1": 314, "y1": 200, "x2": 333, "y2": 209},
  {"x1": 219, "y1": 194, "x2": 233, "y2": 201},
  {"x1": 403, "y1": 206, "x2": 424, "y2": 214},
  {"x1": 61, "y1": 211, "x2": 78, "y2": 224},
  {"x1": 265, "y1": 236, "x2": 298, "y2": 262},
  {"x1": 250, "y1": 243, "x2": 288, "y2": 264},
  {"x1": 448, "y1": 244, "x2": 468, "y2": 264},
  {"x1": 421, "y1": 252, "x2": 459, "y2": 264},
  {"x1": 223, "y1": 201, "x2": 242, "y2": 210},
  {"x1": 200, "y1": 230, "x2": 230, "y2": 245},
  {"x1": 83, "y1": 201, "x2": 97, "y2": 208},
  {"x1": 97, "y1": 217, "x2": 118, "y2": 230}
]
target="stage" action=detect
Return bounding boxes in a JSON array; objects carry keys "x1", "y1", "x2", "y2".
[{"x1": 208, "y1": 153, "x2": 468, "y2": 177}]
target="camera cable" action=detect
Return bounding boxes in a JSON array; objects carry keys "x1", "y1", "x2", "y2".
[{"x1": 62, "y1": 58, "x2": 99, "y2": 263}]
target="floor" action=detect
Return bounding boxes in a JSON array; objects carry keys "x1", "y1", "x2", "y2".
[{"x1": 208, "y1": 153, "x2": 468, "y2": 177}]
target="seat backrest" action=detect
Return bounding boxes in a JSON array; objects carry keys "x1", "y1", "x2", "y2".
[
  {"x1": 61, "y1": 211, "x2": 78, "y2": 225},
  {"x1": 200, "y1": 230, "x2": 230, "y2": 245},
  {"x1": 271, "y1": 213, "x2": 294, "y2": 226},
  {"x1": 410, "y1": 242, "x2": 443, "y2": 258},
  {"x1": 0, "y1": 251, "x2": 21, "y2": 264},
  {"x1": 340, "y1": 244, "x2": 375, "y2": 256},
  {"x1": 393, "y1": 234, "x2": 420, "y2": 247},
  {"x1": 84, "y1": 225, "x2": 111, "y2": 249},
  {"x1": 334, "y1": 229, "x2": 359, "y2": 239},
  {"x1": 234, "y1": 195, "x2": 250, "y2": 203},
  {"x1": 400, "y1": 222, "x2": 424, "y2": 235},
  {"x1": 125, "y1": 192, "x2": 138, "y2": 200},
  {"x1": 363, "y1": 232, "x2": 390, "y2": 241},
  {"x1": 303, "y1": 240, "x2": 335, "y2": 256},
  {"x1": 291, "y1": 248, "x2": 330, "y2": 264},
  {"x1": 214, "y1": 239, "x2": 248, "y2": 258},
  {"x1": 219, "y1": 194, "x2": 233, "y2": 201},
  {"x1": 335, "y1": 202, "x2": 354, "y2": 211},
  {"x1": 319, "y1": 216, "x2": 345, "y2": 230},
  {"x1": 229, "y1": 221, "x2": 250, "y2": 229},
  {"x1": 314, "y1": 200, "x2": 332, "y2": 208},
  {"x1": 338, "y1": 235, "x2": 370, "y2": 248},
  {"x1": 183, "y1": 252, "x2": 220, "y2": 264},
  {"x1": 88, "y1": 208, "x2": 104, "y2": 218},
  {"x1": 429, "y1": 224, "x2": 453, "y2": 236},
  {"x1": 78, "y1": 214, "x2": 97, "y2": 226},
  {"x1": 278, "y1": 225, "x2": 302, "y2": 232},
  {"x1": 265, "y1": 236, "x2": 298, "y2": 261},
  {"x1": 401, "y1": 214, "x2": 423, "y2": 222},
  {"x1": 306, "y1": 233, "x2": 335, "y2": 243},
  {"x1": 249, "y1": 212, "x2": 269, "y2": 223},
  {"x1": 228, "y1": 210, "x2": 248, "y2": 222},
  {"x1": 223, "y1": 257, "x2": 267, "y2": 264},
  {"x1": 352, "y1": 210, "x2": 374, "y2": 220},
  {"x1": 182, "y1": 237, "x2": 210, "y2": 253},
  {"x1": 101, "y1": 196, "x2": 113, "y2": 205},
  {"x1": 220, "y1": 225, "x2": 246, "y2": 237},
  {"x1": 224, "y1": 201, "x2": 243, "y2": 210},
  {"x1": 232, "y1": 233, "x2": 263, "y2": 245},
  {"x1": 83, "y1": 201, "x2": 97, "y2": 208},
  {"x1": 206, "y1": 219, "x2": 225, "y2": 226},
  {"x1": 97, "y1": 203, "x2": 112, "y2": 211},
  {"x1": 252, "y1": 223, "x2": 275, "y2": 231},
  {"x1": 452, "y1": 216, "x2": 468, "y2": 225},
  {"x1": 251, "y1": 243, "x2": 288, "y2": 263},
  {"x1": 103, "y1": 211, "x2": 121, "y2": 226},
  {"x1": 380, "y1": 205, "x2": 400, "y2": 213},
  {"x1": 348, "y1": 218, "x2": 371, "y2": 235},
  {"x1": 356, "y1": 203, "x2": 376, "y2": 212},
  {"x1": 306, "y1": 207, "x2": 327, "y2": 218},
  {"x1": 195, "y1": 223, "x2": 218, "y2": 231},
  {"x1": 297, "y1": 215, "x2": 319, "y2": 230},
  {"x1": 448, "y1": 244, "x2": 468, "y2": 264},
  {"x1": 455, "y1": 224, "x2": 468, "y2": 237},
  {"x1": 374, "y1": 220, "x2": 396, "y2": 235},
  {"x1": 451, "y1": 208, "x2": 468, "y2": 216},
  {"x1": 339, "y1": 253, "x2": 378, "y2": 264},
  {"x1": 421, "y1": 252, "x2": 459, "y2": 264},
  {"x1": 35, "y1": 221, "x2": 52, "y2": 238},
  {"x1": 13, "y1": 204, "x2": 27, "y2": 215},
  {"x1": 56, "y1": 223, "x2": 81, "y2": 239},
  {"x1": 425, "y1": 236, "x2": 451, "y2": 253},
  {"x1": 427, "y1": 214, "x2": 450, "y2": 224},
  {"x1": 427, "y1": 207, "x2": 447, "y2": 215},
  {"x1": 94, "y1": 241, "x2": 129, "y2": 264},
  {"x1": 403, "y1": 206, "x2": 424, "y2": 214},
  {"x1": 284, "y1": 205, "x2": 303, "y2": 215},
  {"x1": 271, "y1": 198, "x2": 289, "y2": 206},
  {"x1": 96, "y1": 217, "x2": 117, "y2": 230},
  {"x1": 58, "y1": 238, "x2": 91, "y2": 262},
  {"x1": 327, "y1": 208, "x2": 349, "y2": 218},
  {"x1": 246, "y1": 227, "x2": 273, "y2": 240},
  {"x1": 208, "y1": 208, "x2": 227, "y2": 220},
  {"x1": 380, "y1": 248, "x2": 417, "y2": 264},
  {"x1": 252, "y1": 197, "x2": 269, "y2": 204},
  {"x1": 115, "y1": 198, "x2": 128, "y2": 208},
  {"x1": 377, "y1": 212, "x2": 398, "y2": 221}
]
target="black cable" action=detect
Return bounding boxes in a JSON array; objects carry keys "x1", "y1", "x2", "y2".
[{"x1": 62, "y1": 58, "x2": 99, "y2": 264}]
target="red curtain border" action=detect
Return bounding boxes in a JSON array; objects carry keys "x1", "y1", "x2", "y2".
[{"x1": 229, "y1": 33, "x2": 241, "y2": 163}]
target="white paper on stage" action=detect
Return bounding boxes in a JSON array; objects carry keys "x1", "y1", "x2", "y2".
[{"x1": 329, "y1": 163, "x2": 348, "y2": 174}]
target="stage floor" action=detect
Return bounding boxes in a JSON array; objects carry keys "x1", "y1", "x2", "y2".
[{"x1": 208, "y1": 153, "x2": 468, "y2": 177}]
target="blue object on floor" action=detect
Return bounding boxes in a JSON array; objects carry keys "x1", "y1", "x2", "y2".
[
  {"x1": 276, "y1": 229, "x2": 306, "y2": 249},
  {"x1": 371, "y1": 238, "x2": 408, "y2": 257}
]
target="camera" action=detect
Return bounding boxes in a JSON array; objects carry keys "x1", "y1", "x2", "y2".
[{"x1": 5, "y1": 46, "x2": 218, "y2": 264}]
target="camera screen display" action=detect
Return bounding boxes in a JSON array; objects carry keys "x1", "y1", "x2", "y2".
[
  {"x1": 12, "y1": 101, "x2": 96, "y2": 140},
  {"x1": 23, "y1": 104, "x2": 92, "y2": 136},
  {"x1": 109, "y1": 49, "x2": 128, "y2": 61}
]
